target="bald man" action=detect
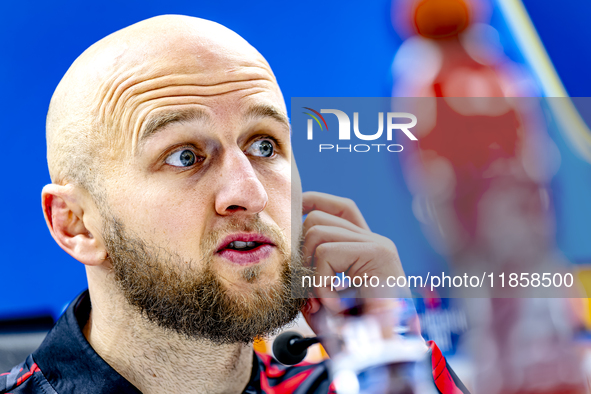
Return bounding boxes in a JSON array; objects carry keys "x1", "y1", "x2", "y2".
[{"x1": 0, "y1": 15, "x2": 467, "y2": 394}]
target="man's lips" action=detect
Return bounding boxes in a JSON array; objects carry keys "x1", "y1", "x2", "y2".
[{"x1": 216, "y1": 233, "x2": 276, "y2": 265}]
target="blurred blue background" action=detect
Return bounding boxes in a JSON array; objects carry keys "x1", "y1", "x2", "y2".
[{"x1": 1, "y1": 0, "x2": 590, "y2": 320}]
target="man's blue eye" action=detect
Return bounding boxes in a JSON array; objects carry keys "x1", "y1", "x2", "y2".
[
  {"x1": 247, "y1": 140, "x2": 274, "y2": 157},
  {"x1": 166, "y1": 149, "x2": 197, "y2": 167}
]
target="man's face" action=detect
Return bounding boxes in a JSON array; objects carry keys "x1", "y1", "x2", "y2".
[{"x1": 89, "y1": 25, "x2": 307, "y2": 343}]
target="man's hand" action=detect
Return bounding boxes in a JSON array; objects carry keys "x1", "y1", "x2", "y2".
[{"x1": 300, "y1": 192, "x2": 413, "y2": 340}]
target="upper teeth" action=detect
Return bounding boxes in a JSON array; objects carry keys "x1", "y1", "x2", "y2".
[{"x1": 229, "y1": 241, "x2": 257, "y2": 249}]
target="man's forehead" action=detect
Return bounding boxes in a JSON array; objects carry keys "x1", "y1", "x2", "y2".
[
  {"x1": 93, "y1": 16, "x2": 283, "y2": 144},
  {"x1": 52, "y1": 16, "x2": 277, "y2": 117}
]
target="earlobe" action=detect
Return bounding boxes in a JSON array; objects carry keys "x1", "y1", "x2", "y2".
[
  {"x1": 42, "y1": 184, "x2": 107, "y2": 266},
  {"x1": 301, "y1": 298, "x2": 321, "y2": 324}
]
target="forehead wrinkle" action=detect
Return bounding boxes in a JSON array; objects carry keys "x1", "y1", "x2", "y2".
[
  {"x1": 123, "y1": 79, "x2": 277, "y2": 108},
  {"x1": 102, "y1": 81, "x2": 275, "y2": 156},
  {"x1": 117, "y1": 73, "x2": 276, "y2": 106},
  {"x1": 100, "y1": 62, "x2": 275, "y2": 123},
  {"x1": 96, "y1": 62, "x2": 141, "y2": 124},
  {"x1": 124, "y1": 84, "x2": 274, "y2": 152},
  {"x1": 104, "y1": 75, "x2": 276, "y2": 132},
  {"x1": 126, "y1": 85, "x2": 272, "y2": 151}
]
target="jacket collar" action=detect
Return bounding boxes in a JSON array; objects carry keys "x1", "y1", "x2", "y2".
[{"x1": 33, "y1": 290, "x2": 262, "y2": 394}]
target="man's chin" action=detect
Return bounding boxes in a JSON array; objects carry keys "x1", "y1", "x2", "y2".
[
  {"x1": 213, "y1": 253, "x2": 286, "y2": 285},
  {"x1": 117, "y1": 264, "x2": 302, "y2": 345}
]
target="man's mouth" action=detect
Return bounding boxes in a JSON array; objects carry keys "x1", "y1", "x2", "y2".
[
  {"x1": 216, "y1": 233, "x2": 275, "y2": 265},
  {"x1": 225, "y1": 241, "x2": 262, "y2": 251}
]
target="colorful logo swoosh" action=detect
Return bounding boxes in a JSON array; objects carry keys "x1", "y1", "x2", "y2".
[{"x1": 303, "y1": 107, "x2": 329, "y2": 131}]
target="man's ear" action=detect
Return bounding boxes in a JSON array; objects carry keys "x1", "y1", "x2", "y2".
[
  {"x1": 301, "y1": 298, "x2": 322, "y2": 328},
  {"x1": 42, "y1": 184, "x2": 107, "y2": 266}
]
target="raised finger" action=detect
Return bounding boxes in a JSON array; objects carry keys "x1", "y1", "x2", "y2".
[
  {"x1": 302, "y1": 225, "x2": 374, "y2": 265},
  {"x1": 303, "y1": 209, "x2": 368, "y2": 236},
  {"x1": 302, "y1": 192, "x2": 370, "y2": 230}
]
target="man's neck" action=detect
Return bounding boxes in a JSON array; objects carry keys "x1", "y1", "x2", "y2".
[{"x1": 83, "y1": 278, "x2": 254, "y2": 394}]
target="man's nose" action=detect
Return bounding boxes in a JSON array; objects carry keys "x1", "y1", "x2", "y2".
[{"x1": 214, "y1": 149, "x2": 268, "y2": 216}]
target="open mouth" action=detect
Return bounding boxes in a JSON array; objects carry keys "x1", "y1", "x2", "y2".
[
  {"x1": 225, "y1": 241, "x2": 264, "y2": 252},
  {"x1": 216, "y1": 233, "x2": 276, "y2": 265}
]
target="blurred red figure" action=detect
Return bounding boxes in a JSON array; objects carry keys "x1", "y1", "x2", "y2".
[{"x1": 391, "y1": 0, "x2": 587, "y2": 393}]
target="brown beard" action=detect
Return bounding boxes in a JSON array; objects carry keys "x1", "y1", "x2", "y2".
[{"x1": 102, "y1": 214, "x2": 311, "y2": 345}]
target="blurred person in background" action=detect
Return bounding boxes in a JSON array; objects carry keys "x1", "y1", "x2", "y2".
[{"x1": 391, "y1": 0, "x2": 587, "y2": 393}]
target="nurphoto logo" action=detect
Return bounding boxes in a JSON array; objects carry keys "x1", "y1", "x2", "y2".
[{"x1": 303, "y1": 107, "x2": 418, "y2": 153}]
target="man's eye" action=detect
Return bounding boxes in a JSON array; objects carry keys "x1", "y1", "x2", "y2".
[
  {"x1": 165, "y1": 149, "x2": 198, "y2": 167},
  {"x1": 246, "y1": 139, "x2": 275, "y2": 158}
]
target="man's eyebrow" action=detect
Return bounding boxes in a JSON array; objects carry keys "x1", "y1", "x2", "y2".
[
  {"x1": 244, "y1": 104, "x2": 290, "y2": 132},
  {"x1": 139, "y1": 108, "x2": 210, "y2": 145}
]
